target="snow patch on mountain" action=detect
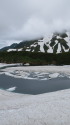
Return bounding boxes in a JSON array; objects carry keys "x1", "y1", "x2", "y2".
[{"x1": 2, "y1": 32, "x2": 70, "y2": 54}]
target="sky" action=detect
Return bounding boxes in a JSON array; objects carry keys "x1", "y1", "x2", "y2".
[{"x1": 0, "y1": 0, "x2": 70, "y2": 48}]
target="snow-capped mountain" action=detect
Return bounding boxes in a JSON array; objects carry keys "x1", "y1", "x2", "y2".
[{"x1": 0, "y1": 32, "x2": 70, "y2": 54}]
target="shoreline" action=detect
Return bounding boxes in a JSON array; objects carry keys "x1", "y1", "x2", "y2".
[{"x1": 1, "y1": 65, "x2": 70, "y2": 73}]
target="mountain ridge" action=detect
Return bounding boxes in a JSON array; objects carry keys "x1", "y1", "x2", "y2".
[{"x1": 0, "y1": 32, "x2": 70, "y2": 54}]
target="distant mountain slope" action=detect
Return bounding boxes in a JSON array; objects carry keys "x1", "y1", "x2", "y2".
[
  {"x1": 0, "y1": 32, "x2": 70, "y2": 53},
  {"x1": 0, "y1": 43, "x2": 17, "y2": 51}
]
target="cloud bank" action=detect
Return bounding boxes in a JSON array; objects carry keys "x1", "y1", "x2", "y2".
[{"x1": 0, "y1": 0, "x2": 70, "y2": 47}]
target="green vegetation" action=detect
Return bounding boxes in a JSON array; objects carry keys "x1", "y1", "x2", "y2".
[{"x1": 0, "y1": 51, "x2": 70, "y2": 65}]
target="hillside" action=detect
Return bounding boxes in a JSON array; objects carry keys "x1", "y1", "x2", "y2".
[{"x1": 0, "y1": 32, "x2": 70, "y2": 54}]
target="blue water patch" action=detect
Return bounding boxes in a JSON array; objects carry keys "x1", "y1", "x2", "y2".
[{"x1": 0, "y1": 74, "x2": 70, "y2": 95}]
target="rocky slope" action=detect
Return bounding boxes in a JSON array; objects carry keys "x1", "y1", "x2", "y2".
[{"x1": 0, "y1": 32, "x2": 70, "y2": 54}]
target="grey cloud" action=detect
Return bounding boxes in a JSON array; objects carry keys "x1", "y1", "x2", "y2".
[{"x1": 0, "y1": 0, "x2": 70, "y2": 48}]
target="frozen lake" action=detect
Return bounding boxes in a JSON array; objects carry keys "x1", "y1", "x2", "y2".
[
  {"x1": 0, "y1": 64, "x2": 70, "y2": 125},
  {"x1": 0, "y1": 74, "x2": 70, "y2": 94}
]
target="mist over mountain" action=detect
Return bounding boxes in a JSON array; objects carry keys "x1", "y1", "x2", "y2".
[
  {"x1": 0, "y1": 0, "x2": 70, "y2": 48},
  {"x1": 1, "y1": 32, "x2": 70, "y2": 54}
]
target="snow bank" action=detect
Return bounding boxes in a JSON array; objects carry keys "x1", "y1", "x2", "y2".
[
  {"x1": 0, "y1": 63, "x2": 21, "y2": 68},
  {"x1": 2, "y1": 65, "x2": 70, "y2": 73},
  {"x1": 1, "y1": 65, "x2": 70, "y2": 80},
  {"x1": 49, "y1": 73, "x2": 59, "y2": 78},
  {"x1": 6, "y1": 87, "x2": 16, "y2": 92},
  {"x1": 24, "y1": 63, "x2": 30, "y2": 66},
  {"x1": 7, "y1": 49, "x2": 17, "y2": 52},
  {"x1": 0, "y1": 89, "x2": 70, "y2": 125}
]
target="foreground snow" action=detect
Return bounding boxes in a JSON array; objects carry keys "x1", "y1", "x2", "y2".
[{"x1": 0, "y1": 89, "x2": 70, "y2": 125}]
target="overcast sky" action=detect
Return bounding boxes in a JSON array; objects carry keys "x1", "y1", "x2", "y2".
[{"x1": 0, "y1": 0, "x2": 70, "y2": 48}]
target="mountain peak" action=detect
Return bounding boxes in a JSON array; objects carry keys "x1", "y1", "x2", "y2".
[{"x1": 0, "y1": 32, "x2": 70, "y2": 54}]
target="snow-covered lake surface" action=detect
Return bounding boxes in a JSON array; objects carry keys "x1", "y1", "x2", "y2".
[
  {"x1": 0, "y1": 63, "x2": 21, "y2": 68},
  {"x1": 0, "y1": 63, "x2": 70, "y2": 124},
  {"x1": 1, "y1": 64, "x2": 70, "y2": 80}
]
